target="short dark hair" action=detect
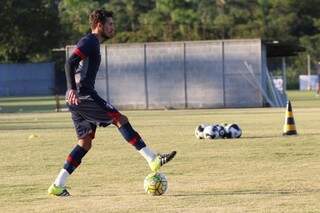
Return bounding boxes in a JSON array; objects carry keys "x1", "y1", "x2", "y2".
[{"x1": 89, "y1": 9, "x2": 113, "y2": 30}]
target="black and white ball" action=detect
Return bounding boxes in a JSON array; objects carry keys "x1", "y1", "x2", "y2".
[
  {"x1": 203, "y1": 125, "x2": 222, "y2": 139},
  {"x1": 195, "y1": 124, "x2": 207, "y2": 139},
  {"x1": 224, "y1": 123, "x2": 242, "y2": 138},
  {"x1": 213, "y1": 124, "x2": 226, "y2": 138}
]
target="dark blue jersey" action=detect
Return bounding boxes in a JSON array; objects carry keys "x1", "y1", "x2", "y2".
[{"x1": 69, "y1": 33, "x2": 101, "y2": 95}]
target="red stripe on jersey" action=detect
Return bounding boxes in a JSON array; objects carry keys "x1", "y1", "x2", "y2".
[{"x1": 74, "y1": 48, "x2": 86, "y2": 59}]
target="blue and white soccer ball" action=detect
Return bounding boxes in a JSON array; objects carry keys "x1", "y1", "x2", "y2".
[
  {"x1": 214, "y1": 124, "x2": 226, "y2": 138},
  {"x1": 194, "y1": 124, "x2": 207, "y2": 139},
  {"x1": 203, "y1": 125, "x2": 217, "y2": 139},
  {"x1": 224, "y1": 123, "x2": 242, "y2": 138},
  {"x1": 203, "y1": 125, "x2": 225, "y2": 139}
]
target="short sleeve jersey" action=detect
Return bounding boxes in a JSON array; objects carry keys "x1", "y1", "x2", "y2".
[{"x1": 73, "y1": 33, "x2": 101, "y2": 95}]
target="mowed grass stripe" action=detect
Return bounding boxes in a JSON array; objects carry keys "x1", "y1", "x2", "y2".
[{"x1": 0, "y1": 91, "x2": 320, "y2": 212}]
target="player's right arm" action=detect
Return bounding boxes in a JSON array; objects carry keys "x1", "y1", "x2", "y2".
[
  {"x1": 65, "y1": 39, "x2": 92, "y2": 105},
  {"x1": 65, "y1": 38, "x2": 92, "y2": 105},
  {"x1": 65, "y1": 52, "x2": 82, "y2": 105}
]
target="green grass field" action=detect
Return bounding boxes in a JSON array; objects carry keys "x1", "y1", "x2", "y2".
[
  {"x1": 1, "y1": 91, "x2": 320, "y2": 212},
  {"x1": 0, "y1": 96, "x2": 66, "y2": 113}
]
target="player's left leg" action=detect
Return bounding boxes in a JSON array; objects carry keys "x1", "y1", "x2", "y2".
[
  {"x1": 113, "y1": 113, "x2": 176, "y2": 172},
  {"x1": 83, "y1": 93, "x2": 176, "y2": 171}
]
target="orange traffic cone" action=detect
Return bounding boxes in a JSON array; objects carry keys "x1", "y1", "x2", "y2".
[{"x1": 283, "y1": 100, "x2": 297, "y2": 135}]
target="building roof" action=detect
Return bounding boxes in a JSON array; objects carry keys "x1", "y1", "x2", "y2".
[{"x1": 263, "y1": 41, "x2": 305, "y2": 57}]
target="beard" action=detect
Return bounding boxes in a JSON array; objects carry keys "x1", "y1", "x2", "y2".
[
  {"x1": 100, "y1": 33, "x2": 109, "y2": 42},
  {"x1": 101, "y1": 30, "x2": 113, "y2": 41}
]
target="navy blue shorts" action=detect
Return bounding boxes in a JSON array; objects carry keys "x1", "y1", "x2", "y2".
[{"x1": 67, "y1": 93, "x2": 121, "y2": 139}]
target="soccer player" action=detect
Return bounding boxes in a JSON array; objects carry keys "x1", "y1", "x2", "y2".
[{"x1": 48, "y1": 9, "x2": 176, "y2": 197}]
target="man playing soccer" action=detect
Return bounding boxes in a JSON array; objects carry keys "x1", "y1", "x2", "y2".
[{"x1": 48, "y1": 9, "x2": 176, "y2": 196}]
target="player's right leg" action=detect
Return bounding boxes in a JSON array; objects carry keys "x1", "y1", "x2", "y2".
[
  {"x1": 48, "y1": 184, "x2": 70, "y2": 197},
  {"x1": 48, "y1": 105, "x2": 96, "y2": 197},
  {"x1": 48, "y1": 133, "x2": 94, "y2": 196}
]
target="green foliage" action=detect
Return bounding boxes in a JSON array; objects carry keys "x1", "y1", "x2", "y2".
[
  {"x1": 2, "y1": 0, "x2": 320, "y2": 88},
  {"x1": 59, "y1": 0, "x2": 100, "y2": 43},
  {"x1": 0, "y1": 0, "x2": 64, "y2": 63}
]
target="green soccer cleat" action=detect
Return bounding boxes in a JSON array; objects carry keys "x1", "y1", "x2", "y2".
[
  {"x1": 149, "y1": 151, "x2": 177, "y2": 172},
  {"x1": 48, "y1": 184, "x2": 70, "y2": 197}
]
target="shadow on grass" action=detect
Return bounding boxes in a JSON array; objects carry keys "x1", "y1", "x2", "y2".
[
  {"x1": 0, "y1": 126, "x2": 73, "y2": 131},
  {"x1": 242, "y1": 135, "x2": 282, "y2": 139},
  {"x1": 244, "y1": 132, "x2": 320, "y2": 139},
  {"x1": 168, "y1": 188, "x2": 320, "y2": 197},
  {"x1": 0, "y1": 105, "x2": 62, "y2": 113},
  {"x1": 55, "y1": 188, "x2": 320, "y2": 198}
]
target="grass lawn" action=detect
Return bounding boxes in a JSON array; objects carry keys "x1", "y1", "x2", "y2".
[
  {"x1": 0, "y1": 96, "x2": 66, "y2": 113},
  {"x1": 0, "y1": 91, "x2": 319, "y2": 212}
]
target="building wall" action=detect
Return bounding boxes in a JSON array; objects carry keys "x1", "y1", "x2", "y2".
[
  {"x1": 66, "y1": 39, "x2": 264, "y2": 109},
  {"x1": 223, "y1": 40, "x2": 263, "y2": 107},
  {"x1": 0, "y1": 63, "x2": 54, "y2": 96}
]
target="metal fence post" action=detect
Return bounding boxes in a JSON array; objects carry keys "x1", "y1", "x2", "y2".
[
  {"x1": 183, "y1": 42, "x2": 188, "y2": 108},
  {"x1": 222, "y1": 41, "x2": 226, "y2": 107},
  {"x1": 144, "y1": 43, "x2": 149, "y2": 109}
]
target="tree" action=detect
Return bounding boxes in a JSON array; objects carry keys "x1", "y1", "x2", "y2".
[
  {"x1": 106, "y1": 0, "x2": 156, "y2": 42},
  {"x1": 0, "y1": 0, "x2": 64, "y2": 63},
  {"x1": 59, "y1": 0, "x2": 101, "y2": 43}
]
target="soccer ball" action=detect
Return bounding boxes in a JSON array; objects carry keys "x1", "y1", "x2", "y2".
[
  {"x1": 203, "y1": 125, "x2": 226, "y2": 139},
  {"x1": 203, "y1": 125, "x2": 218, "y2": 139},
  {"x1": 224, "y1": 123, "x2": 242, "y2": 138},
  {"x1": 194, "y1": 124, "x2": 207, "y2": 139},
  {"x1": 144, "y1": 172, "x2": 168, "y2": 196},
  {"x1": 214, "y1": 124, "x2": 226, "y2": 138}
]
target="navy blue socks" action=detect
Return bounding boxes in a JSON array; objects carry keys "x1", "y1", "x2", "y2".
[
  {"x1": 63, "y1": 145, "x2": 88, "y2": 174},
  {"x1": 118, "y1": 122, "x2": 146, "y2": 150}
]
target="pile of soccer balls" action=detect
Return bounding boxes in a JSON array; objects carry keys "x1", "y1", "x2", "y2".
[{"x1": 195, "y1": 123, "x2": 242, "y2": 140}]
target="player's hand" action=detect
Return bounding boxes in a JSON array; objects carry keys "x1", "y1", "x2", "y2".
[{"x1": 67, "y1": 89, "x2": 80, "y2": 105}]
